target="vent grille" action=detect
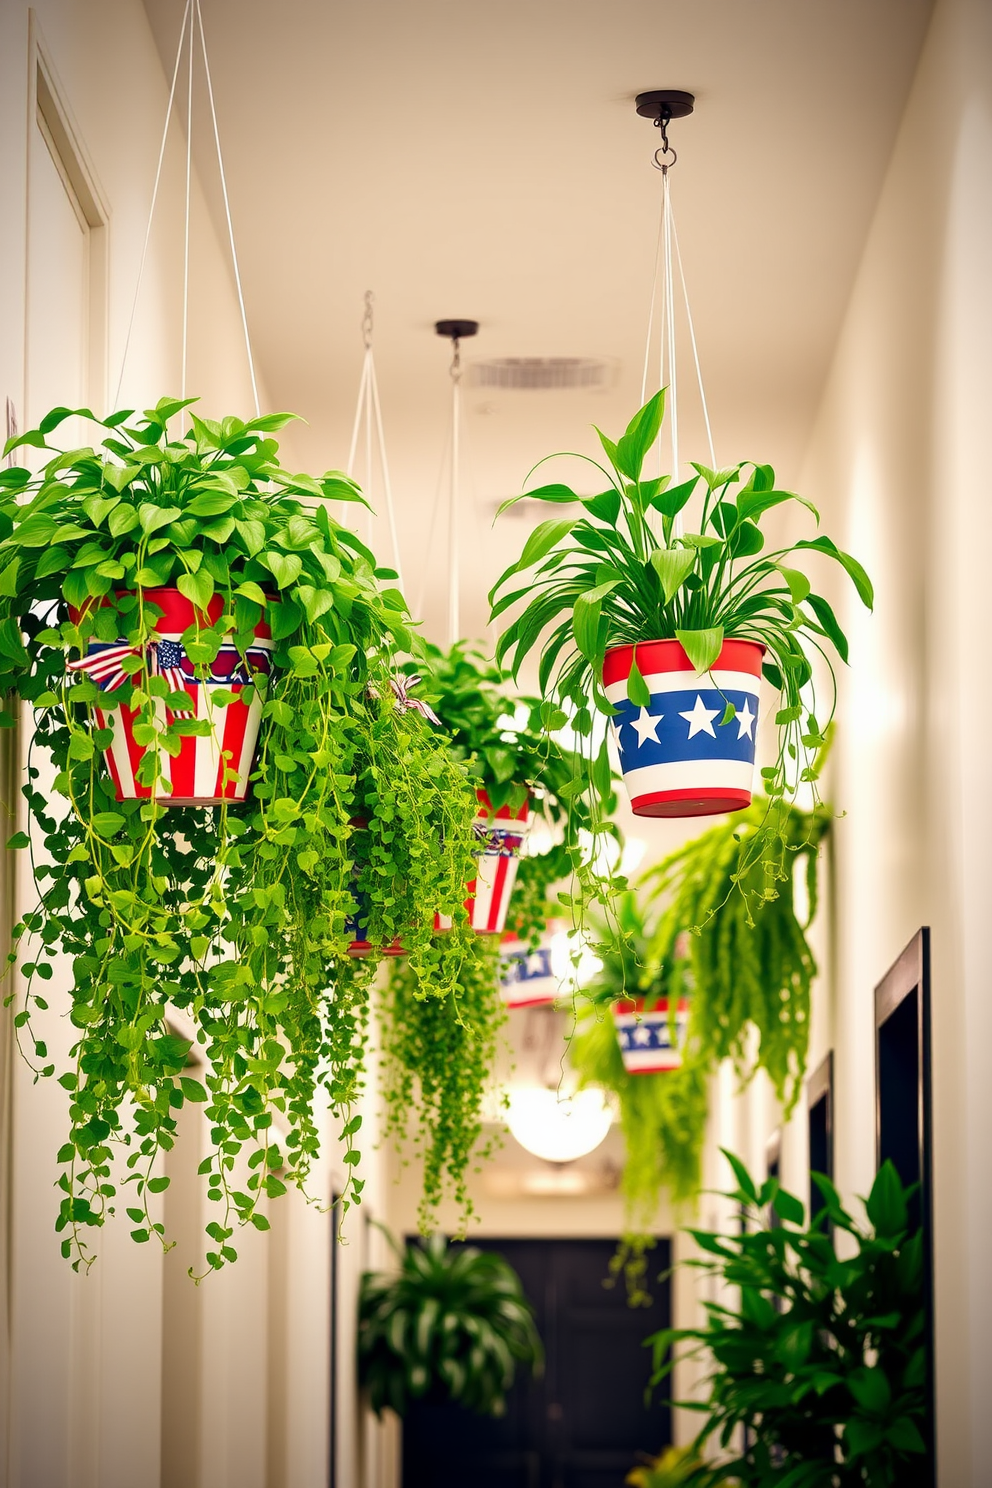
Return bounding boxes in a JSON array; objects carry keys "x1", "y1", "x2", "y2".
[{"x1": 470, "y1": 357, "x2": 612, "y2": 391}]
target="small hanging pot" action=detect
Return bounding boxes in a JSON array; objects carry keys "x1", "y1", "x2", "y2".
[
  {"x1": 435, "y1": 788, "x2": 530, "y2": 936},
  {"x1": 68, "y1": 589, "x2": 273, "y2": 806},
  {"x1": 345, "y1": 818, "x2": 406, "y2": 958},
  {"x1": 499, "y1": 935, "x2": 558, "y2": 1009},
  {"x1": 602, "y1": 638, "x2": 763, "y2": 818},
  {"x1": 612, "y1": 997, "x2": 689, "y2": 1075}
]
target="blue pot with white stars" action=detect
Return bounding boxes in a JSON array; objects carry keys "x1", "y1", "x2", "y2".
[
  {"x1": 612, "y1": 997, "x2": 689, "y2": 1075},
  {"x1": 603, "y1": 638, "x2": 763, "y2": 817}
]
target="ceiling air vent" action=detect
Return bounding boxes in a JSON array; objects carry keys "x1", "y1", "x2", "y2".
[{"x1": 470, "y1": 357, "x2": 613, "y2": 391}]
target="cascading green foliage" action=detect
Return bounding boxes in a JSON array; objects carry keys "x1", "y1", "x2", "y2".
[
  {"x1": 641, "y1": 795, "x2": 830, "y2": 1112},
  {"x1": 569, "y1": 894, "x2": 709, "y2": 1304},
  {"x1": 490, "y1": 389, "x2": 871, "y2": 889},
  {"x1": 359, "y1": 1230, "x2": 543, "y2": 1418},
  {"x1": 0, "y1": 399, "x2": 479, "y2": 1272},
  {"x1": 380, "y1": 936, "x2": 506, "y2": 1234},
  {"x1": 645, "y1": 1155, "x2": 928, "y2": 1486}
]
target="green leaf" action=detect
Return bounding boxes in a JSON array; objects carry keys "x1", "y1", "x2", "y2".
[
  {"x1": 68, "y1": 732, "x2": 95, "y2": 760},
  {"x1": 516, "y1": 517, "x2": 576, "y2": 572},
  {"x1": 626, "y1": 659, "x2": 651, "y2": 707},
  {"x1": 778, "y1": 565, "x2": 811, "y2": 604},
  {"x1": 572, "y1": 594, "x2": 603, "y2": 664},
  {"x1": 794, "y1": 536, "x2": 874, "y2": 610},
  {"x1": 614, "y1": 390, "x2": 665, "y2": 482},
  {"x1": 91, "y1": 811, "x2": 125, "y2": 836},
  {"x1": 180, "y1": 1077, "x2": 208, "y2": 1102},
  {"x1": 11, "y1": 514, "x2": 60, "y2": 547},
  {"x1": 177, "y1": 569, "x2": 216, "y2": 610},
  {"x1": 649, "y1": 546, "x2": 696, "y2": 602},
  {"x1": 0, "y1": 558, "x2": 21, "y2": 597},
  {"x1": 6, "y1": 832, "x2": 30, "y2": 850},
  {"x1": 866, "y1": 1159, "x2": 909, "y2": 1238},
  {"x1": 138, "y1": 504, "x2": 181, "y2": 536},
  {"x1": 649, "y1": 474, "x2": 698, "y2": 520},
  {"x1": 675, "y1": 627, "x2": 724, "y2": 673},
  {"x1": 805, "y1": 592, "x2": 849, "y2": 664},
  {"x1": 582, "y1": 489, "x2": 621, "y2": 525},
  {"x1": 772, "y1": 1186, "x2": 805, "y2": 1226},
  {"x1": 108, "y1": 504, "x2": 140, "y2": 538},
  {"x1": 848, "y1": 1365, "x2": 891, "y2": 1414},
  {"x1": 259, "y1": 551, "x2": 303, "y2": 589}
]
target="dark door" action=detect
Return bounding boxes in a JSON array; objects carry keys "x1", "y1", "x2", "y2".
[{"x1": 401, "y1": 1237, "x2": 671, "y2": 1488}]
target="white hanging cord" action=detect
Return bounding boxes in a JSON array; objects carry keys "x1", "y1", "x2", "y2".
[
  {"x1": 448, "y1": 340, "x2": 462, "y2": 647},
  {"x1": 414, "y1": 423, "x2": 450, "y2": 623},
  {"x1": 367, "y1": 356, "x2": 404, "y2": 590},
  {"x1": 346, "y1": 349, "x2": 371, "y2": 475},
  {"x1": 195, "y1": 0, "x2": 260, "y2": 417},
  {"x1": 672, "y1": 212, "x2": 716, "y2": 471},
  {"x1": 639, "y1": 182, "x2": 665, "y2": 408},
  {"x1": 113, "y1": 0, "x2": 192, "y2": 408},
  {"x1": 662, "y1": 169, "x2": 679, "y2": 501},
  {"x1": 181, "y1": 16, "x2": 193, "y2": 420}
]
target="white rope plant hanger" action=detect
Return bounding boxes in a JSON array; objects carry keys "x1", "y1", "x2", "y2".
[
  {"x1": 114, "y1": 0, "x2": 259, "y2": 419},
  {"x1": 345, "y1": 292, "x2": 405, "y2": 592},
  {"x1": 637, "y1": 96, "x2": 715, "y2": 538}
]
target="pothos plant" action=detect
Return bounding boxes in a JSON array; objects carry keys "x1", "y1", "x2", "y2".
[
  {"x1": 381, "y1": 641, "x2": 603, "y2": 1235},
  {"x1": 0, "y1": 398, "x2": 479, "y2": 1273},
  {"x1": 490, "y1": 389, "x2": 871, "y2": 885}
]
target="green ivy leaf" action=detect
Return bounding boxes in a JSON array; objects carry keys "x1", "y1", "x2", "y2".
[{"x1": 675, "y1": 627, "x2": 724, "y2": 673}]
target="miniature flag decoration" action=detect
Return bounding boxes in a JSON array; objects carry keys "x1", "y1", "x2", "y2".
[
  {"x1": 499, "y1": 941, "x2": 558, "y2": 1009},
  {"x1": 435, "y1": 789, "x2": 530, "y2": 935}
]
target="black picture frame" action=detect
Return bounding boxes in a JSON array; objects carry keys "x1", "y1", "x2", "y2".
[
  {"x1": 874, "y1": 928, "x2": 934, "y2": 1482},
  {"x1": 807, "y1": 1051, "x2": 834, "y2": 1221}
]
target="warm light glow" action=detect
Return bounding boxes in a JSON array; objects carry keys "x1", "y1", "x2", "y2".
[
  {"x1": 548, "y1": 928, "x2": 602, "y2": 990},
  {"x1": 505, "y1": 1087, "x2": 613, "y2": 1163}
]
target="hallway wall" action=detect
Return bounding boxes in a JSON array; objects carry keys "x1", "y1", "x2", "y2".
[
  {"x1": 717, "y1": 0, "x2": 992, "y2": 1480},
  {"x1": 0, "y1": 5, "x2": 371, "y2": 1487}
]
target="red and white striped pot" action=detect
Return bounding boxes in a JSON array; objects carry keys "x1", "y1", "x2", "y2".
[
  {"x1": 435, "y1": 788, "x2": 530, "y2": 936},
  {"x1": 602, "y1": 638, "x2": 764, "y2": 818},
  {"x1": 68, "y1": 589, "x2": 273, "y2": 806},
  {"x1": 612, "y1": 997, "x2": 689, "y2": 1075},
  {"x1": 345, "y1": 818, "x2": 406, "y2": 958},
  {"x1": 499, "y1": 935, "x2": 558, "y2": 1009}
]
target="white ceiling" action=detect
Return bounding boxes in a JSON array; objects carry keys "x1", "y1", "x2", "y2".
[{"x1": 144, "y1": 0, "x2": 932, "y2": 647}]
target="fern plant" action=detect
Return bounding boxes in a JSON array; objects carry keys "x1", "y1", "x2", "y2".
[{"x1": 358, "y1": 1231, "x2": 543, "y2": 1418}]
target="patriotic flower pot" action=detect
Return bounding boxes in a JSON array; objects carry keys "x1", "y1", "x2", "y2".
[
  {"x1": 68, "y1": 589, "x2": 273, "y2": 806},
  {"x1": 345, "y1": 819, "x2": 406, "y2": 957},
  {"x1": 499, "y1": 937, "x2": 558, "y2": 1009},
  {"x1": 435, "y1": 789, "x2": 530, "y2": 936},
  {"x1": 603, "y1": 638, "x2": 763, "y2": 818},
  {"x1": 612, "y1": 998, "x2": 689, "y2": 1075}
]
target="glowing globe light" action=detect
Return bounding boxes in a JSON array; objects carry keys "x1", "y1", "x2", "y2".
[{"x1": 505, "y1": 1087, "x2": 613, "y2": 1164}]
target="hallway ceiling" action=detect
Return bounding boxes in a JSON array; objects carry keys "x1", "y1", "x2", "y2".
[{"x1": 144, "y1": 0, "x2": 932, "y2": 647}]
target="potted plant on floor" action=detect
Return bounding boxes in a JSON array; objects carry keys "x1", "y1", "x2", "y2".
[
  {"x1": 359, "y1": 1230, "x2": 543, "y2": 1418},
  {"x1": 0, "y1": 398, "x2": 479, "y2": 1271},
  {"x1": 645, "y1": 1155, "x2": 928, "y2": 1486},
  {"x1": 490, "y1": 389, "x2": 870, "y2": 883}
]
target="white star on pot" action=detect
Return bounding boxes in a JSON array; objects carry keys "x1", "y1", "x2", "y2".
[
  {"x1": 610, "y1": 720, "x2": 626, "y2": 756},
  {"x1": 632, "y1": 1023, "x2": 653, "y2": 1045},
  {"x1": 629, "y1": 706, "x2": 663, "y2": 747},
  {"x1": 679, "y1": 694, "x2": 719, "y2": 739},
  {"x1": 736, "y1": 699, "x2": 756, "y2": 740}
]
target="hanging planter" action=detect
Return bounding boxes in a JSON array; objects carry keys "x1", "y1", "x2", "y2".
[
  {"x1": 68, "y1": 588, "x2": 274, "y2": 805},
  {"x1": 602, "y1": 637, "x2": 763, "y2": 817},
  {"x1": 435, "y1": 788, "x2": 530, "y2": 935},
  {"x1": 0, "y1": 398, "x2": 483, "y2": 1273},
  {"x1": 499, "y1": 935, "x2": 558, "y2": 1009},
  {"x1": 612, "y1": 997, "x2": 689, "y2": 1074}
]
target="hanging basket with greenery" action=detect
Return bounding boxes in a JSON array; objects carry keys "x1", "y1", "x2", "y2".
[
  {"x1": 490, "y1": 389, "x2": 870, "y2": 883},
  {"x1": 0, "y1": 399, "x2": 480, "y2": 1271}
]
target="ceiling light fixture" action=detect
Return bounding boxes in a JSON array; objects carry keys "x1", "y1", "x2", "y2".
[{"x1": 504, "y1": 1087, "x2": 613, "y2": 1164}]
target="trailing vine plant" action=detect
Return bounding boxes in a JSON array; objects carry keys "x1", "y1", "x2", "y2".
[{"x1": 0, "y1": 399, "x2": 479, "y2": 1272}]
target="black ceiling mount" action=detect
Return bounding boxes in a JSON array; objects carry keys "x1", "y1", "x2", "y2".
[
  {"x1": 634, "y1": 90, "x2": 695, "y2": 122},
  {"x1": 435, "y1": 319, "x2": 479, "y2": 340}
]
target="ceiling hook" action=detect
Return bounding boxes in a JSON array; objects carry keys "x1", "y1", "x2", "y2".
[{"x1": 635, "y1": 89, "x2": 694, "y2": 171}]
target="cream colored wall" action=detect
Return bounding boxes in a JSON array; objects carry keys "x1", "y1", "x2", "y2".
[
  {"x1": 713, "y1": 0, "x2": 992, "y2": 1480},
  {"x1": 0, "y1": 5, "x2": 375, "y2": 1488}
]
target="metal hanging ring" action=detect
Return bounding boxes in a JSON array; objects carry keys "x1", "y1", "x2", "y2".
[{"x1": 653, "y1": 145, "x2": 677, "y2": 171}]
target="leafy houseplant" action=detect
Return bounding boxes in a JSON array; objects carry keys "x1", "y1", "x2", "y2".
[
  {"x1": 0, "y1": 399, "x2": 479, "y2": 1272},
  {"x1": 646, "y1": 1155, "x2": 928, "y2": 1486},
  {"x1": 490, "y1": 389, "x2": 871, "y2": 880},
  {"x1": 570, "y1": 799, "x2": 827, "y2": 1300},
  {"x1": 627, "y1": 1445, "x2": 731, "y2": 1488},
  {"x1": 358, "y1": 1230, "x2": 543, "y2": 1418}
]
